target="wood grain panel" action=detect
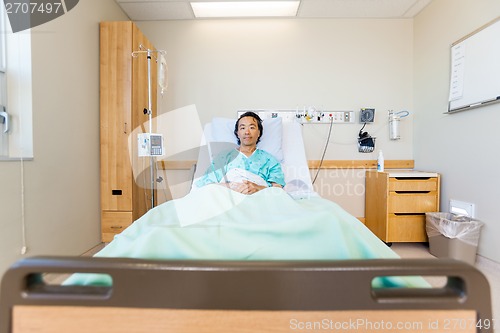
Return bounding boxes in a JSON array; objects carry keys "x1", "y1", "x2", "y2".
[
  {"x1": 157, "y1": 160, "x2": 415, "y2": 170},
  {"x1": 100, "y1": 22, "x2": 133, "y2": 212},
  {"x1": 100, "y1": 22, "x2": 160, "y2": 237},
  {"x1": 388, "y1": 193, "x2": 439, "y2": 213},
  {"x1": 101, "y1": 211, "x2": 133, "y2": 243},
  {"x1": 387, "y1": 214, "x2": 428, "y2": 242},
  {"x1": 365, "y1": 170, "x2": 440, "y2": 243},
  {"x1": 389, "y1": 178, "x2": 438, "y2": 192},
  {"x1": 308, "y1": 159, "x2": 414, "y2": 169},
  {"x1": 364, "y1": 171, "x2": 390, "y2": 240},
  {"x1": 13, "y1": 306, "x2": 476, "y2": 333}
]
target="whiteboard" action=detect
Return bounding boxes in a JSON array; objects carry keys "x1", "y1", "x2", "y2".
[{"x1": 448, "y1": 17, "x2": 500, "y2": 112}]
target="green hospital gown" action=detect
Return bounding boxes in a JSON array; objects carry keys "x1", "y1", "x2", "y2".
[{"x1": 195, "y1": 148, "x2": 285, "y2": 188}]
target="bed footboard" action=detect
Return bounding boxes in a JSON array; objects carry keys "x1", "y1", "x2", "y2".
[{"x1": 0, "y1": 257, "x2": 492, "y2": 332}]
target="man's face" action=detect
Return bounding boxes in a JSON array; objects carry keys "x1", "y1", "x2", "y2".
[{"x1": 237, "y1": 116, "x2": 260, "y2": 147}]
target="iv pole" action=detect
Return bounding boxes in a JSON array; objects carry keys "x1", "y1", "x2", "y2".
[{"x1": 132, "y1": 45, "x2": 166, "y2": 209}]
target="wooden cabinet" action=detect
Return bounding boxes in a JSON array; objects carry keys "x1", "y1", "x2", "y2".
[
  {"x1": 100, "y1": 21, "x2": 157, "y2": 242},
  {"x1": 365, "y1": 170, "x2": 440, "y2": 243}
]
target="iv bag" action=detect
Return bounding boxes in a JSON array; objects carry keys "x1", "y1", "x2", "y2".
[{"x1": 158, "y1": 53, "x2": 168, "y2": 95}]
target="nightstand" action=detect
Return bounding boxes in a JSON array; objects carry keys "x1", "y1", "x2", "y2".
[{"x1": 365, "y1": 170, "x2": 440, "y2": 243}]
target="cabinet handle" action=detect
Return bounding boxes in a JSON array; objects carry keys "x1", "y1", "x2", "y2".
[
  {"x1": 394, "y1": 177, "x2": 431, "y2": 180},
  {"x1": 110, "y1": 226, "x2": 123, "y2": 230},
  {"x1": 124, "y1": 122, "x2": 128, "y2": 134}
]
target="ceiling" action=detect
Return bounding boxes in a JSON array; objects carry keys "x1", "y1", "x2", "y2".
[{"x1": 115, "y1": 0, "x2": 433, "y2": 21}]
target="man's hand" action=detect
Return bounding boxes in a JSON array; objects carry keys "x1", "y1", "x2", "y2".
[{"x1": 229, "y1": 180, "x2": 266, "y2": 195}]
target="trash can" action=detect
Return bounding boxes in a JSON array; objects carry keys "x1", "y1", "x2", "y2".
[{"x1": 425, "y1": 212, "x2": 484, "y2": 265}]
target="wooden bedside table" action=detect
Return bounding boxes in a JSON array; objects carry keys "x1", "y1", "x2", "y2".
[{"x1": 365, "y1": 170, "x2": 440, "y2": 243}]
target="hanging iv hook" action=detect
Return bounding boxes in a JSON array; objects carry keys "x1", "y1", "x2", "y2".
[
  {"x1": 132, "y1": 45, "x2": 169, "y2": 97},
  {"x1": 132, "y1": 44, "x2": 166, "y2": 60}
]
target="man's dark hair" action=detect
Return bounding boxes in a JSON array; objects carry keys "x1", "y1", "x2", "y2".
[{"x1": 234, "y1": 111, "x2": 263, "y2": 145}]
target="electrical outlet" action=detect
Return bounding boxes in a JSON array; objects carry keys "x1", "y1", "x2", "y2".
[
  {"x1": 300, "y1": 111, "x2": 355, "y2": 124},
  {"x1": 449, "y1": 199, "x2": 475, "y2": 217}
]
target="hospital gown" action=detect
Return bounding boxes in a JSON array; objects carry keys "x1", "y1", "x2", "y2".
[{"x1": 195, "y1": 148, "x2": 285, "y2": 188}]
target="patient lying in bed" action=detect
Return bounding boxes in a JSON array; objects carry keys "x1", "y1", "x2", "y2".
[
  {"x1": 194, "y1": 111, "x2": 286, "y2": 195},
  {"x1": 63, "y1": 112, "x2": 428, "y2": 288}
]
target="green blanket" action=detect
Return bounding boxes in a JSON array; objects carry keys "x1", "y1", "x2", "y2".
[{"x1": 65, "y1": 186, "x2": 428, "y2": 287}]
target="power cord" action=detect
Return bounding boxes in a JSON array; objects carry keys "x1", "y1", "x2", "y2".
[
  {"x1": 357, "y1": 122, "x2": 376, "y2": 153},
  {"x1": 312, "y1": 118, "x2": 334, "y2": 184}
]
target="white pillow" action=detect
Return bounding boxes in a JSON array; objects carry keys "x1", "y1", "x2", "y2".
[{"x1": 211, "y1": 117, "x2": 284, "y2": 162}]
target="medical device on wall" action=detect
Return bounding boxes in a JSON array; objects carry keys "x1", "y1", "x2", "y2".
[
  {"x1": 138, "y1": 133, "x2": 164, "y2": 157},
  {"x1": 357, "y1": 123, "x2": 375, "y2": 153},
  {"x1": 359, "y1": 108, "x2": 375, "y2": 123},
  {"x1": 388, "y1": 110, "x2": 410, "y2": 140},
  {"x1": 296, "y1": 107, "x2": 355, "y2": 124}
]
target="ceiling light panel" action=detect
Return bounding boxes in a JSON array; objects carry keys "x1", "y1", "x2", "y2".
[{"x1": 191, "y1": 1, "x2": 300, "y2": 18}]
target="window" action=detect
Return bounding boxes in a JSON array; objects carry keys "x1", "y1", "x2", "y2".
[
  {"x1": 0, "y1": 5, "x2": 7, "y2": 156},
  {"x1": 0, "y1": 5, "x2": 33, "y2": 160}
]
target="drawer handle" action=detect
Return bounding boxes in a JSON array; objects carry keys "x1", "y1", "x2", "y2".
[
  {"x1": 394, "y1": 177, "x2": 431, "y2": 180},
  {"x1": 394, "y1": 213, "x2": 425, "y2": 216},
  {"x1": 110, "y1": 226, "x2": 123, "y2": 230},
  {"x1": 394, "y1": 191, "x2": 431, "y2": 194}
]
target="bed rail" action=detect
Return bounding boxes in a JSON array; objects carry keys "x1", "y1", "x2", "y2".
[{"x1": 0, "y1": 256, "x2": 492, "y2": 333}]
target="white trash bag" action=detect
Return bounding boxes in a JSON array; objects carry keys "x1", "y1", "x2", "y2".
[{"x1": 426, "y1": 212, "x2": 484, "y2": 247}]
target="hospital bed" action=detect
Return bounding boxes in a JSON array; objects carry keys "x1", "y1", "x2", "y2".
[
  {"x1": 0, "y1": 256, "x2": 493, "y2": 332},
  {"x1": 52, "y1": 116, "x2": 417, "y2": 283},
  {"x1": 0, "y1": 116, "x2": 493, "y2": 331},
  {"x1": 54, "y1": 118, "x2": 428, "y2": 286}
]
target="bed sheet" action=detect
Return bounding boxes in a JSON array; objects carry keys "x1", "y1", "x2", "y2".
[{"x1": 65, "y1": 186, "x2": 428, "y2": 288}]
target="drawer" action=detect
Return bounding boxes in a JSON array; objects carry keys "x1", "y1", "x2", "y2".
[
  {"x1": 387, "y1": 214, "x2": 428, "y2": 242},
  {"x1": 389, "y1": 177, "x2": 438, "y2": 192},
  {"x1": 388, "y1": 192, "x2": 438, "y2": 213},
  {"x1": 102, "y1": 211, "x2": 133, "y2": 242}
]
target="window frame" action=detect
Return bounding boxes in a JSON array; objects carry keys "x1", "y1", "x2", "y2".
[{"x1": 0, "y1": 4, "x2": 33, "y2": 160}]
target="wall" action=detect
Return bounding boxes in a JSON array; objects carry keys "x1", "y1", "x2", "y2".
[
  {"x1": 138, "y1": 19, "x2": 415, "y2": 216},
  {"x1": 414, "y1": 0, "x2": 500, "y2": 262},
  {"x1": 0, "y1": 0, "x2": 128, "y2": 278}
]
